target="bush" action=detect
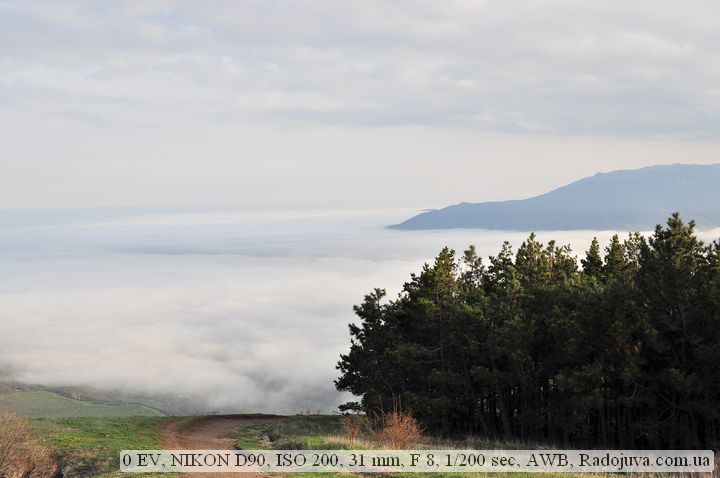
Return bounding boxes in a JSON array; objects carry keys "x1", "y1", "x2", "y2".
[
  {"x1": 374, "y1": 410, "x2": 423, "y2": 449},
  {"x1": 339, "y1": 414, "x2": 368, "y2": 444},
  {"x1": 0, "y1": 409, "x2": 58, "y2": 478}
]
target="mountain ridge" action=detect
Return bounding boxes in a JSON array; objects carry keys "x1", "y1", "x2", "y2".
[{"x1": 390, "y1": 163, "x2": 720, "y2": 231}]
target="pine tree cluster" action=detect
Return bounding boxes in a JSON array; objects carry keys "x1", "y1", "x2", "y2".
[{"x1": 336, "y1": 214, "x2": 720, "y2": 448}]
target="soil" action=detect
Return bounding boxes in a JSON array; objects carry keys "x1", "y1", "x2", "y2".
[{"x1": 159, "y1": 415, "x2": 282, "y2": 477}]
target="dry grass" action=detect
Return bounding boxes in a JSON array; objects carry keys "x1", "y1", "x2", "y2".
[
  {"x1": 314, "y1": 434, "x2": 376, "y2": 450},
  {"x1": 339, "y1": 410, "x2": 424, "y2": 449},
  {"x1": 339, "y1": 414, "x2": 368, "y2": 445},
  {"x1": 0, "y1": 409, "x2": 58, "y2": 478}
]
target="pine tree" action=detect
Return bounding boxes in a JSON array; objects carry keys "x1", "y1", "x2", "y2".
[{"x1": 582, "y1": 237, "x2": 603, "y2": 277}]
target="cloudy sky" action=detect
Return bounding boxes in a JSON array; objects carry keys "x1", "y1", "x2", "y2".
[{"x1": 2, "y1": 0, "x2": 720, "y2": 209}]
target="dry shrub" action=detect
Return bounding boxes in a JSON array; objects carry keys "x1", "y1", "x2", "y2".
[
  {"x1": 339, "y1": 414, "x2": 368, "y2": 444},
  {"x1": 0, "y1": 409, "x2": 58, "y2": 478},
  {"x1": 374, "y1": 410, "x2": 423, "y2": 449}
]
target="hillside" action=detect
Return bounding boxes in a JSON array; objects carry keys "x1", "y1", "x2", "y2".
[
  {"x1": 0, "y1": 391, "x2": 163, "y2": 418},
  {"x1": 0, "y1": 380, "x2": 200, "y2": 417},
  {"x1": 391, "y1": 164, "x2": 720, "y2": 230}
]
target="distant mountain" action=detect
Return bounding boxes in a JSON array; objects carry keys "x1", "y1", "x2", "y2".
[{"x1": 391, "y1": 164, "x2": 720, "y2": 231}]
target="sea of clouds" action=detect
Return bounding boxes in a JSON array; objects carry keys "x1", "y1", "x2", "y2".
[{"x1": 1, "y1": 207, "x2": 717, "y2": 414}]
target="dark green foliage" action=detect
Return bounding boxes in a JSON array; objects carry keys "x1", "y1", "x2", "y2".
[
  {"x1": 336, "y1": 214, "x2": 720, "y2": 448},
  {"x1": 582, "y1": 238, "x2": 603, "y2": 278}
]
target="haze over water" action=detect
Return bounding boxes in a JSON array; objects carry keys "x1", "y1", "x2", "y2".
[{"x1": 0, "y1": 207, "x2": 717, "y2": 413}]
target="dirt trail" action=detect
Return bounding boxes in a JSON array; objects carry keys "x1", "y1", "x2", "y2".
[{"x1": 159, "y1": 415, "x2": 282, "y2": 477}]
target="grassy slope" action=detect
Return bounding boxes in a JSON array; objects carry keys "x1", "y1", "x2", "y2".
[
  {"x1": 0, "y1": 391, "x2": 163, "y2": 418},
  {"x1": 0, "y1": 380, "x2": 197, "y2": 416},
  {"x1": 34, "y1": 416, "x2": 177, "y2": 478},
  {"x1": 0, "y1": 383, "x2": 170, "y2": 476}
]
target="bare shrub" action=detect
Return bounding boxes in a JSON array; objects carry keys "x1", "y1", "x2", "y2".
[
  {"x1": 0, "y1": 409, "x2": 57, "y2": 478},
  {"x1": 374, "y1": 410, "x2": 423, "y2": 449},
  {"x1": 339, "y1": 414, "x2": 368, "y2": 444}
]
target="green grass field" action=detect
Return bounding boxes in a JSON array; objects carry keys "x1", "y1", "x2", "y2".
[
  {"x1": 33, "y1": 416, "x2": 177, "y2": 478},
  {"x1": 0, "y1": 390, "x2": 164, "y2": 418},
  {"x1": 0, "y1": 386, "x2": 170, "y2": 476}
]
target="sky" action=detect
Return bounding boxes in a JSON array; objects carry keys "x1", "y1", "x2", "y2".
[{"x1": 2, "y1": 0, "x2": 720, "y2": 209}]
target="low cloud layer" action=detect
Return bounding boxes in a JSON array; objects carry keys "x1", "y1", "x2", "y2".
[{"x1": 2, "y1": 208, "x2": 717, "y2": 413}]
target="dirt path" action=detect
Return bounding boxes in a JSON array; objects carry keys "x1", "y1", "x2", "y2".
[{"x1": 159, "y1": 415, "x2": 282, "y2": 477}]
